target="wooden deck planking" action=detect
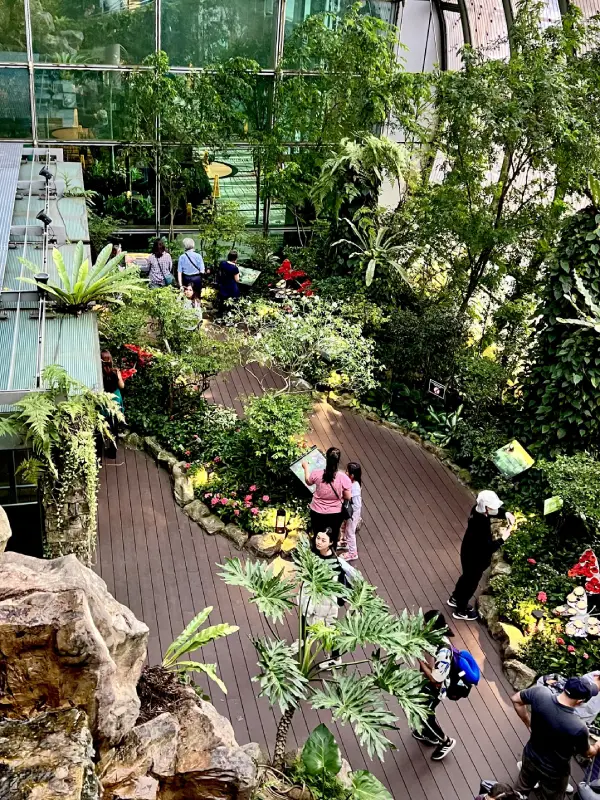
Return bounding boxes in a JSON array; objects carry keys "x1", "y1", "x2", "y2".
[{"x1": 97, "y1": 367, "x2": 529, "y2": 798}]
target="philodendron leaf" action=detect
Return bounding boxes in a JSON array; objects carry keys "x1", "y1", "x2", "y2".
[
  {"x1": 350, "y1": 770, "x2": 393, "y2": 800},
  {"x1": 301, "y1": 724, "x2": 342, "y2": 778}
]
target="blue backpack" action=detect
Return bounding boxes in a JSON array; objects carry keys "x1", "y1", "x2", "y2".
[{"x1": 446, "y1": 647, "x2": 480, "y2": 701}]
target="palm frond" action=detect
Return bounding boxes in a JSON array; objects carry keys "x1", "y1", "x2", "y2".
[
  {"x1": 252, "y1": 637, "x2": 309, "y2": 712},
  {"x1": 370, "y1": 656, "x2": 429, "y2": 730},
  {"x1": 218, "y1": 559, "x2": 296, "y2": 623},
  {"x1": 311, "y1": 674, "x2": 398, "y2": 761}
]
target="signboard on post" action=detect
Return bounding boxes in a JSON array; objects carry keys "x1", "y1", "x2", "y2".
[
  {"x1": 428, "y1": 379, "x2": 446, "y2": 400},
  {"x1": 493, "y1": 440, "x2": 535, "y2": 478}
]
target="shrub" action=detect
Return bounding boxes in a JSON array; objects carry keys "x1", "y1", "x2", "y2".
[
  {"x1": 519, "y1": 631, "x2": 600, "y2": 676},
  {"x1": 539, "y1": 453, "x2": 600, "y2": 529}
]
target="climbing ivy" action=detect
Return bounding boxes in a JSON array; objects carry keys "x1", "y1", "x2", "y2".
[{"x1": 522, "y1": 207, "x2": 600, "y2": 454}]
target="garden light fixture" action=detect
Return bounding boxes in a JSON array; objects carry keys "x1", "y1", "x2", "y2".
[
  {"x1": 39, "y1": 166, "x2": 53, "y2": 182},
  {"x1": 36, "y1": 210, "x2": 52, "y2": 228},
  {"x1": 275, "y1": 508, "x2": 286, "y2": 535}
]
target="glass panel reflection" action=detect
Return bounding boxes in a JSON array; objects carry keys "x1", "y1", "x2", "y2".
[
  {"x1": 31, "y1": 0, "x2": 155, "y2": 65},
  {"x1": 0, "y1": 68, "x2": 32, "y2": 138},
  {"x1": 284, "y1": 0, "x2": 395, "y2": 44},
  {"x1": 35, "y1": 68, "x2": 130, "y2": 140},
  {"x1": 161, "y1": 0, "x2": 276, "y2": 68},
  {"x1": 0, "y1": 0, "x2": 27, "y2": 62}
]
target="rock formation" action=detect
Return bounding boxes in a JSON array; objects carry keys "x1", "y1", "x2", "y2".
[
  {"x1": 0, "y1": 550, "x2": 259, "y2": 800},
  {"x1": 0, "y1": 505, "x2": 10, "y2": 554},
  {"x1": 0, "y1": 552, "x2": 148, "y2": 748}
]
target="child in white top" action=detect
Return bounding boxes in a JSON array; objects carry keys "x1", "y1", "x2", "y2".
[{"x1": 339, "y1": 462, "x2": 362, "y2": 562}]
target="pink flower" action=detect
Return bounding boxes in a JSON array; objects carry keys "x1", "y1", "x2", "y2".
[
  {"x1": 193, "y1": 434, "x2": 199, "y2": 439},
  {"x1": 184, "y1": 450, "x2": 191, "y2": 456},
  {"x1": 527, "y1": 558, "x2": 537, "y2": 565},
  {"x1": 184, "y1": 463, "x2": 191, "y2": 470},
  {"x1": 234, "y1": 509, "x2": 240, "y2": 516},
  {"x1": 250, "y1": 507, "x2": 259, "y2": 515},
  {"x1": 204, "y1": 492, "x2": 212, "y2": 498},
  {"x1": 211, "y1": 497, "x2": 218, "y2": 506},
  {"x1": 537, "y1": 591, "x2": 547, "y2": 603},
  {"x1": 262, "y1": 495, "x2": 270, "y2": 502},
  {"x1": 214, "y1": 456, "x2": 222, "y2": 463},
  {"x1": 556, "y1": 637, "x2": 565, "y2": 645},
  {"x1": 244, "y1": 494, "x2": 253, "y2": 502},
  {"x1": 249, "y1": 485, "x2": 257, "y2": 491},
  {"x1": 584, "y1": 653, "x2": 590, "y2": 659},
  {"x1": 567, "y1": 645, "x2": 576, "y2": 653},
  {"x1": 244, "y1": 501, "x2": 252, "y2": 508},
  {"x1": 220, "y1": 498, "x2": 228, "y2": 505}
]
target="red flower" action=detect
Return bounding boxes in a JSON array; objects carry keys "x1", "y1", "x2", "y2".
[
  {"x1": 556, "y1": 637, "x2": 565, "y2": 645},
  {"x1": 527, "y1": 558, "x2": 537, "y2": 565},
  {"x1": 567, "y1": 645, "x2": 576, "y2": 653},
  {"x1": 584, "y1": 653, "x2": 590, "y2": 659},
  {"x1": 214, "y1": 456, "x2": 222, "y2": 463},
  {"x1": 121, "y1": 367, "x2": 137, "y2": 381},
  {"x1": 537, "y1": 591, "x2": 547, "y2": 603},
  {"x1": 184, "y1": 463, "x2": 191, "y2": 469},
  {"x1": 124, "y1": 343, "x2": 153, "y2": 365},
  {"x1": 184, "y1": 450, "x2": 191, "y2": 456}
]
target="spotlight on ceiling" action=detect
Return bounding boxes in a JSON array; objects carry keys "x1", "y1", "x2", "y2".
[
  {"x1": 39, "y1": 165, "x2": 53, "y2": 182},
  {"x1": 36, "y1": 210, "x2": 52, "y2": 227}
]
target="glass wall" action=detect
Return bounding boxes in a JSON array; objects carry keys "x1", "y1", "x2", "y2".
[{"x1": 0, "y1": 68, "x2": 31, "y2": 137}]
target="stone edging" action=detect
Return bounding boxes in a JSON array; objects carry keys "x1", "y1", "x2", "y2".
[
  {"x1": 120, "y1": 432, "x2": 290, "y2": 558},
  {"x1": 476, "y1": 553, "x2": 538, "y2": 691}
]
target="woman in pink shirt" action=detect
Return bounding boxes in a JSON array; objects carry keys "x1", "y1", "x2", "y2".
[{"x1": 302, "y1": 446, "x2": 352, "y2": 546}]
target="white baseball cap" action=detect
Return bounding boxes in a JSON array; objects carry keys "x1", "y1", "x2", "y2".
[{"x1": 476, "y1": 490, "x2": 503, "y2": 513}]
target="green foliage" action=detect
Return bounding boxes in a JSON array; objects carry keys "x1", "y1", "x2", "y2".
[
  {"x1": 522, "y1": 208, "x2": 600, "y2": 453},
  {"x1": 219, "y1": 542, "x2": 441, "y2": 762},
  {"x1": 86, "y1": 211, "x2": 124, "y2": 259},
  {"x1": 333, "y1": 214, "x2": 409, "y2": 289},
  {"x1": 301, "y1": 724, "x2": 342, "y2": 780},
  {"x1": 228, "y1": 297, "x2": 380, "y2": 396},
  {"x1": 455, "y1": 354, "x2": 509, "y2": 415},
  {"x1": 0, "y1": 365, "x2": 120, "y2": 538},
  {"x1": 162, "y1": 606, "x2": 238, "y2": 695},
  {"x1": 519, "y1": 630, "x2": 600, "y2": 676},
  {"x1": 19, "y1": 242, "x2": 144, "y2": 314},
  {"x1": 539, "y1": 453, "x2": 600, "y2": 527}
]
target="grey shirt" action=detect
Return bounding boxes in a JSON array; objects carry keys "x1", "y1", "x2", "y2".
[{"x1": 521, "y1": 685, "x2": 589, "y2": 777}]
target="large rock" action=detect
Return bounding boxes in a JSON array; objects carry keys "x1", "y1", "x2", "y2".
[
  {"x1": 0, "y1": 552, "x2": 148, "y2": 749},
  {"x1": 0, "y1": 505, "x2": 11, "y2": 554},
  {"x1": 172, "y1": 464, "x2": 194, "y2": 506},
  {"x1": 503, "y1": 659, "x2": 537, "y2": 691},
  {"x1": 160, "y1": 745, "x2": 257, "y2": 800},
  {"x1": 184, "y1": 500, "x2": 211, "y2": 524},
  {"x1": 197, "y1": 514, "x2": 226, "y2": 537},
  {"x1": 246, "y1": 533, "x2": 284, "y2": 559},
  {"x1": 222, "y1": 523, "x2": 248, "y2": 549},
  {"x1": 490, "y1": 551, "x2": 511, "y2": 579},
  {"x1": 477, "y1": 593, "x2": 504, "y2": 639},
  {"x1": 112, "y1": 777, "x2": 159, "y2": 800},
  {"x1": 98, "y1": 713, "x2": 180, "y2": 790},
  {"x1": 0, "y1": 708, "x2": 99, "y2": 800}
]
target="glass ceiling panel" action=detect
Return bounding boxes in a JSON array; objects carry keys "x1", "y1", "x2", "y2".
[
  {"x1": 444, "y1": 9, "x2": 464, "y2": 70},
  {"x1": 464, "y1": 0, "x2": 510, "y2": 59}
]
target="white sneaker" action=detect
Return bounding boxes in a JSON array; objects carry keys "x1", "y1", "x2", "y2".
[{"x1": 319, "y1": 658, "x2": 342, "y2": 670}]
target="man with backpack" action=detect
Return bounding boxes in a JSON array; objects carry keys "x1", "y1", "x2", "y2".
[{"x1": 412, "y1": 610, "x2": 481, "y2": 761}]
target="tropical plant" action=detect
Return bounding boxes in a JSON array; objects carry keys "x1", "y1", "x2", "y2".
[
  {"x1": 333, "y1": 215, "x2": 408, "y2": 288},
  {"x1": 162, "y1": 606, "x2": 238, "y2": 696},
  {"x1": 425, "y1": 404, "x2": 464, "y2": 447},
  {"x1": 219, "y1": 542, "x2": 443, "y2": 768},
  {"x1": 227, "y1": 297, "x2": 380, "y2": 395},
  {"x1": 521, "y1": 206, "x2": 600, "y2": 453},
  {"x1": 285, "y1": 724, "x2": 392, "y2": 800},
  {"x1": 19, "y1": 242, "x2": 144, "y2": 314},
  {"x1": 0, "y1": 365, "x2": 121, "y2": 562}
]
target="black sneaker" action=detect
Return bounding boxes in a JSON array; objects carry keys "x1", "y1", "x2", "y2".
[
  {"x1": 452, "y1": 608, "x2": 478, "y2": 621},
  {"x1": 447, "y1": 595, "x2": 458, "y2": 608},
  {"x1": 412, "y1": 731, "x2": 439, "y2": 746},
  {"x1": 431, "y1": 738, "x2": 456, "y2": 761}
]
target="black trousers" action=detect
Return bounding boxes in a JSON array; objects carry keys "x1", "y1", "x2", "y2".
[
  {"x1": 181, "y1": 273, "x2": 202, "y2": 292},
  {"x1": 453, "y1": 556, "x2": 488, "y2": 613},
  {"x1": 419, "y1": 684, "x2": 448, "y2": 745},
  {"x1": 515, "y1": 749, "x2": 570, "y2": 800}
]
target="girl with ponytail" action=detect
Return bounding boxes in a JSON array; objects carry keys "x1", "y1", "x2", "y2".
[{"x1": 302, "y1": 446, "x2": 352, "y2": 546}]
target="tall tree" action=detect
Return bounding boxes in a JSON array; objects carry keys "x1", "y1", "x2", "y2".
[{"x1": 397, "y1": 2, "x2": 600, "y2": 312}]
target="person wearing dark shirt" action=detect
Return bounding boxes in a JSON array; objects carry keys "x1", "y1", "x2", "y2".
[
  {"x1": 217, "y1": 250, "x2": 240, "y2": 318},
  {"x1": 512, "y1": 679, "x2": 600, "y2": 800},
  {"x1": 448, "y1": 490, "x2": 515, "y2": 621}
]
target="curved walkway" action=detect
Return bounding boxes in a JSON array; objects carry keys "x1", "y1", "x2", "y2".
[{"x1": 97, "y1": 365, "x2": 527, "y2": 799}]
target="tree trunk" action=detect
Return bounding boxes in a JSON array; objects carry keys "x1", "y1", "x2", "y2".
[{"x1": 273, "y1": 707, "x2": 296, "y2": 770}]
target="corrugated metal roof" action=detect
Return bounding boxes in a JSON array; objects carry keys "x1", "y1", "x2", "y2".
[{"x1": 0, "y1": 144, "x2": 23, "y2": 289}]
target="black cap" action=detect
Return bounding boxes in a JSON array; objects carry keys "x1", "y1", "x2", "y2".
[
  {"x1": 424, "y1": 610, "x2": 455, "y2": 637},
  {"x1": 565, "y1": 677, "x2": 599, "y2": 701}
]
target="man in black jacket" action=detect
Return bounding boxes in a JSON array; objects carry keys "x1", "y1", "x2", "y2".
[{"x1": 448, "y1": 490, "x2": 515, "y2": 621}]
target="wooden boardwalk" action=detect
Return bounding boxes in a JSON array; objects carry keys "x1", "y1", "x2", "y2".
[{"x1": 97, "y1": 364, "x2": 528, "y2": 799}]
